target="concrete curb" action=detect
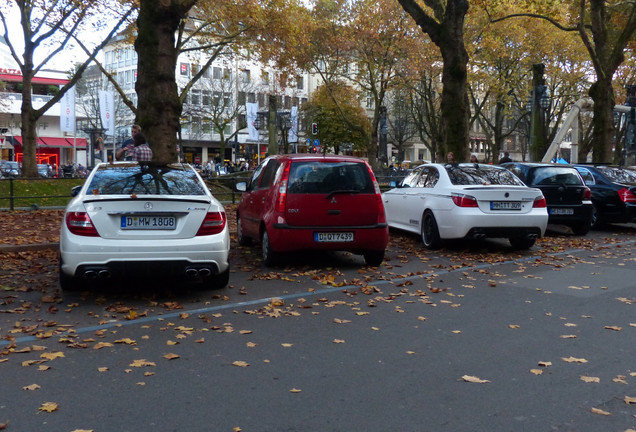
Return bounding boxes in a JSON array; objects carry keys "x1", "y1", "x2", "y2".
[{"x1": 0, "y1": 243, "x2": 59, "y2": 253}]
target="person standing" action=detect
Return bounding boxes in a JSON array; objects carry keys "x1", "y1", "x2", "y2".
[
  {"x1": 498, "y1": 151, "x2": 512, "y2": 164},
  {"x1": 125, "y1": 132, "x2": 153, "y2": 162},
  {"x1": 116, "y1": 125, "x2": 142, "y2": 161}
]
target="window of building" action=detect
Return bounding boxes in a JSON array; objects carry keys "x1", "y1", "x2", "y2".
[
  {"x1": 284, "y1": 96, "x2": 291, "y2": 109},
  {"x1": 191, "y1": 89, "x2": 201, "y2": 105},
  {"x1": 213, "y1": 67, "x2": 222, "y2": 79},
  {"x1": 248, "y1": 92, "x2": 256, "y2": 103},
  {"x1": 261, "y1": 71, "x2": 269, "y2": 85},
  {"x1": 202, "y1": 90, "x2": 211, "y2": 106},
  {"x1": 241, "y1": 69, "x2": 251, "y2": 83},
  {"x1": 257, "y1": 93, "x2": 265, "y2": 107},
  {"x1": 223, "y1": 68, "x2": 231, "y2": 80},
  {"x1": 296, "y1": 76, "x2": 303, "y2": 90},
  {"x1": 238, "y1": 92, "x2": 246, "y2": 105}
]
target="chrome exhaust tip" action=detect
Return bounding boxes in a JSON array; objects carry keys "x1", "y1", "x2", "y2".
[
  {"x1": 185, "y1": 268, "x2": 199, "y2": 278},
  {"x1": 198, "y1": 268, "x2": 212, "y2": 277},
  {"x1": 98, "y1": 270, "x2": 112, "y2": 279},
  {"x1": 83, "y1": 270, "x2": 97, "y2": 279}
]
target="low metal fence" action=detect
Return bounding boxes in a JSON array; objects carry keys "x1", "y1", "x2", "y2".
[{"x1": 0, "y1": 171, "x2": 405, "y2": 211}]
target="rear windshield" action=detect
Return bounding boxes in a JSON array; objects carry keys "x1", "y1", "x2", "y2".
[
  {"x1": 446, "y1": 165, "x2": 525, "y2": 186},
  {"x1": 597, "y1": 167, "x2": 636, "y2": 184},
  {"x1": 287, "y1": 161, "x2": 374, "y2": 194},
  {"x1": 528, "y1": 167, "x2": 583, "y2": 186},
  {"x1": 87, "y1": 164, "x2": 206, "y2": 195}
]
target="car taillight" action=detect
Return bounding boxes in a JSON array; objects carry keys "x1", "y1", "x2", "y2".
[
  {"x1": 618, "y1": 188, "x2": 636, "y2": 203},
  {"x1": 276, "y1": 163, "x2": 291, "y2": 213},
  {"x1": 582, "y1": 187, "x2": 592, "y2": 200},
  {"x1": 452, "y1": 193, "x2": 478, "y2": 207},
  {"x1": 533, "y1": 196, "x2": 547, "y2": 208},
  {"x1": 367, "y1": 165, "x2": 386, "y2": 223},
  {"x1": 65, "y1": 212, "x2": 99, "y2": 237},
  {"x1": 196, "y1": 211, "x2": 226, "y2": 236}
]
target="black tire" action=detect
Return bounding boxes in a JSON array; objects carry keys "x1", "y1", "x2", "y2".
[
  {"x1": 209, "y1": 265, "x2": 230, "y2": 290},
  {"x1": 509, "y1": 236, "x2": 536, "y2": 250},
  {"x1": 363, "y1": 251, "x2": 385, "y2": 267},
  {"x1": 570, "y1": 222, "x2": 591, "y2": 236},
  {"x1": 421, "y1": 211, "x2": 441, "y2": 250},
  {"x1": 590, "y1": 203, "x2": 604, "y2": 230},
  {"x1": 261, "y1": 230, "x2": 280, "y2": 266},
  {"x1": 236, "y1": 214, "x2": 252, "y2": 246}
]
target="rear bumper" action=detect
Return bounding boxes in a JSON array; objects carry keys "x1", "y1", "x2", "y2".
[
  {"x1": 436, "y1": 210, "x2": 548, "y2": 239},
  {"x1": 547, "y1": 203, "x2": 593, "y2": 226},
  {"x1": 59, "y1": 230, "x2": 230, "y2": 278},
  {"x1": 268, "y1": 223, "x2": 389, "y2": 253}
]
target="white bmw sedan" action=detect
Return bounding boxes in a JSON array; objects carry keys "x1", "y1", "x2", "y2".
[
  {"x1": 383, "y1": 163, "x2": 548, "y2": 249},
  {"x1": 59, "y1": 162, "x2": 230, "y2": 290}
]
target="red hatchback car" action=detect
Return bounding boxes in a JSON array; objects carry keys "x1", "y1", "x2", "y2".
[{"x1": 236, "y1": 154, "x2": 389, "y2": 266}]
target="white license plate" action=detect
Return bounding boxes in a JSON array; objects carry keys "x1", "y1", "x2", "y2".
[
  {"x1": 550, "y1": 208, "x2": 574, "y2": 215},
  {"x1": 491, "y1": 201, "x2": 522, "y2": 210},
  {"x1": 121, "y1": 215, "x2": 176, "y2": 230},
  {"x1": 314, "y1": 232, "x2": 354, "y2": 242}
]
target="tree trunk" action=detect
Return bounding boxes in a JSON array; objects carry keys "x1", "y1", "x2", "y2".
[
  {"x1": 588, "y1": 78, "x2": 615, "y2": 163},
  {"x1": 439, "y1": 35, "x2": 470, "y2": 162},
  {"x1": 135, "y1": 0, "x2": 196, "y2": 164}
]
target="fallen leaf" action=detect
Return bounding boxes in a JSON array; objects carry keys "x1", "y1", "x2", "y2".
[
  {"x1": 406, "y1": 351, "x2": 416, "y2": 355},
  {"x1": 508, "y1": 324, "x2": 520, "y2": 329},
  {"x1": 38, "y1": 402, "x2": 58, "y2": 413},
  {"x1": 246, "y1": 342, "x2": 257, "y2": 348},
  {"x1": 93, "y1": 342, "x2": 113, "y2": 350},
  {"x1": 281, "y1": 343, "x2": 293, "y2": 348},
  {"x1": 561, "y1": 356, "x2": 588, "y2": 363},
  {"x1": 462, "y1": 375, "x2": 490, "y2": 383},
  {"x1": 232, "y1": 361, "x2": 250, "y2": 367},
  {"x1": 163, "y1": 353, "x2": 180, "y2": 360},
  {"x1": 530, "y1": 369, "x2": 543, "y2": 375},
  {"x1": 114, "y1": 338, "x2": 136, "y2": 345},
  {"x1": 560, "y1": 335, "x2": 577, "y2": 339},
  {"x1": 129, "y1": 359, "x2": 156, "y2": 368},
  {"x1": 40, "y1": 351, "x2": 65, "y2": 361},
  {"x1": 333, "y1": 339, "x2": 345, "y2": 344},
  {"x1": 23, "y1": 384, "x2": 41, "y2": 391},
  {"x1": 580, "y1": 376, "x2": 600, "y2": 383},
  {"x1": 98, "y1": 367, "x2": 109, "y2": 372},
  {"x1": 604, "y1": 326, "x2": 622, "y2": 331},
  {"x1": 625, "y1": 396, "x2": 636, "y2": 405},
  {"x1": 590, "y1": 407, "x2": 610, "y2": 416},
  {"x1": 289, "y1": 388, "x2": 302, "y2": 393},
  {"x1": 0, "y1": 421, "x2": 8, "y2": 430},
  {"x1": 538, "y1": 361, "x2": 552, "y2": 367}
]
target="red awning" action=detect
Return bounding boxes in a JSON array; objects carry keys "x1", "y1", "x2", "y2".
[
  {"x1": 13, "y1": 136, "x2": 87, "y2": 148},
  {"x1": 0, "y1": 73, "x2": 69, "y2": 86}
]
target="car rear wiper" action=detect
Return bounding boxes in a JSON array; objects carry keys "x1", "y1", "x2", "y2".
[{"x1": 325, "y1": 190, "x2": 361, "y2": 199}]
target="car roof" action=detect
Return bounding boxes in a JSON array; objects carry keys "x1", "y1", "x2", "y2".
[{"x1": 266, "y1": 154, "x2": 367, "y2": 163}]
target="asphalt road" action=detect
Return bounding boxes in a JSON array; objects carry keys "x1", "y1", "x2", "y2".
[{"x1": 1, "y1": 225, "x2": 636, "y2": 432}]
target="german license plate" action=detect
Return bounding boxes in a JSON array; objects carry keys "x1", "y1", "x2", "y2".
[
  {"x1": 314, "y1": 232, "x2": 354, "y2": 242},
  {"x1": 550, "y1": 208, "x2": 574, "y2": 215},
  {"x1": 121, "y1": 215, "x2": 176, "y2": 230},
  {"x1": 490, "y1": 201, "x2": 522, "y2": 210}
]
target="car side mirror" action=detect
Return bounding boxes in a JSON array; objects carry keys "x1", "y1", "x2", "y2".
[
  {"x1": 236, "y1": 182, "x2": 247, "y2": 192},
  {"x1": 390, "y1": 181, "x2": 397, "y2": 188},
  {"x1": 71, "y1": 185, "x2": 82, "y2": 197}
]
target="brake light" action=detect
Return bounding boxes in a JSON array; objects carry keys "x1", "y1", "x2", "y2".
[
  {"x1": 276, "y1": 163, "x2": 291, "y2": 213},
  {"x1": 451, "y1": 193, "x2": 478, "y2": 207},
  {"x1": 618, "y1": 188, "x2": 636, "y2": 203},
  {"x1": 582, "y1": 187, "x2": 592, "y2": 200},
  {"x1": 65, "y1": 212, "x2": 99, "y2": 237},
  {"x1": 533, "y1": 196, "x2": 547, "y2": 208},
  {"x1": 367, "y1": 164, "x2": 386, "y2": 223},
  {"x1": 196, "y1": 211, "x2": 226, "y2": 236}
]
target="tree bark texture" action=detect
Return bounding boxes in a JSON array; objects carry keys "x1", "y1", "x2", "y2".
[
  {"x1": 398, "y1": 0, "x2": 470, "y2": 162},
  {"x1": 135, "y1": 0, "x2": 197, "y2": 163}
]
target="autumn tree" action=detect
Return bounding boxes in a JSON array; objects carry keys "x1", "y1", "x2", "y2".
[
  {"x1": 0, "y1": 1, "x2": 133, "y2": 177},
  {"x1": 467, "y1": 3, "x2": 590, "y2": 163},
  {"x1": 485, "y1": 0, "x2": 636, "y2": 163},
  {"x1": 385, "y1": 87, "x2": 417, "y2": 163},
  {"x1": 398, "y1": 0, "x2": 471, "y2": 162},
  {"x1": 302, "y1": 81, "x2": 369, "y2": 154}
]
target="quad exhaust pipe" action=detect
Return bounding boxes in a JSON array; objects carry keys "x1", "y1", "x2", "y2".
[
  {"x1": 185, "y1": 266, "x2": 214, "y2": 279},
  {"x1": 82, "y1": 269, "x2": 112, "y2": 279}
]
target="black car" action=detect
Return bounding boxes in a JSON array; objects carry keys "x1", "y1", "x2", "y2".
[
  {"x1": 501, "y1": 162, "x2": 593, "y2": 235},
  {"x1": 573, "y1": 165, "x2": 636, "y2": 228}
]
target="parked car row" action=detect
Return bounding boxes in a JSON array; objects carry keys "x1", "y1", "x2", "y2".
[
  {"x1": 58, "y1": 157, "x2": 636, "y2": 291},
  {"x1": 0, "y1": 160, "x2": 20, "y2": 178}
]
